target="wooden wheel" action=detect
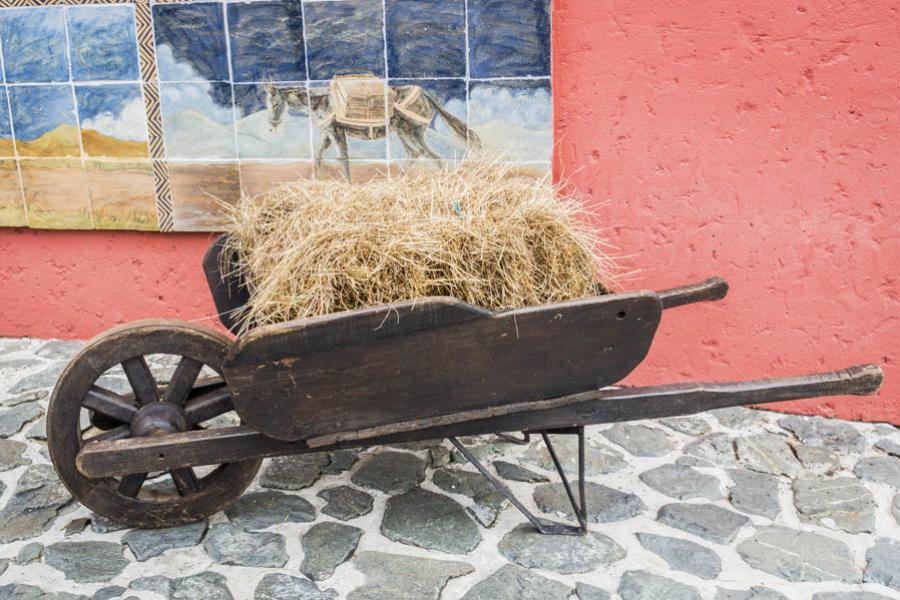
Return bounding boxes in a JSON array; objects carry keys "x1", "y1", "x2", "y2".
[{"x1": 47, "y1": 320, "x2": 261, "y2": 528}]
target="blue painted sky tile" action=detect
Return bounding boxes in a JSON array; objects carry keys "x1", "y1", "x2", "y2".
[
  {"x1": 67, "y1": 6, "x2": 140, "y2": 82},
  {"x1": 9, "y1": 84, "x2": 81, "y2": 158},
  {"x1": 234, "y1": 83, "x2": 311, "y2": 159},
  {"x1": 227, "y1": 0, "x2": 306, "y2": 83},
  {"x1": 468, "y1": 0, "x2": 551, "y2": 78},
  {"x1": 9, "y1": 85, "x2": 77, "y2": 141},
  {"x1": 153, "y1": 3, "x2": 230, "y2": 82},
  {"x1": 0, "y1": 87, "x2": 11, "y2": 139},
  {"x1": 388, "y1": 78, "x2": 468, "y2": 159},
  {"x1": 159, "y1": 81, "x2": 236, "y2": 159},
  {"x1": 303, "y1": 0, "x2": 385, "y2": 80},
  {"x1": 75, "y1": 84, "x2": 148, "y2": 157},
  {"x1": 385, "y1": 0, "x2": 465, "y2": 78},
  {"x1": 467, "y1": 79, "x2": 552, "y2": 161},
  {"x1": 0, "y1": 8, "x2": 69, "y2": 83}
]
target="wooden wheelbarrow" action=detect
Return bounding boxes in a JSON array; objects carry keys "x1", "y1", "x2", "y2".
[{"x1": 46, "y1": 235, "x2": 884, "y2": 532}]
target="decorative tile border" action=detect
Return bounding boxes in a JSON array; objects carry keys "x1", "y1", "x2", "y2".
[
  {"x1": 0, "y1": 0, "x2": 552, "y2": 231},
  {"x1": 134, "y1": 0, "x2": 173, "y2": 229}
]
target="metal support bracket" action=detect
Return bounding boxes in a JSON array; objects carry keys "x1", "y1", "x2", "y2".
[
  {"x1": 496, "y1": 431, "x2": 531, "y2": 445},
  {"x1": 449, "y1": 425, "x2": 588, "y2": 535}
]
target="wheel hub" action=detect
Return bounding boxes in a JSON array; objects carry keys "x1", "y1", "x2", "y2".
[{"x1": 130, "y1": 402, "x2": 188, "y2": 437}]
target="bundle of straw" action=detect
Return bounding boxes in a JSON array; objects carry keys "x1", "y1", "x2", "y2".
[{"x1": 223, "y1": 160, "x2": 614, "y2": 332}]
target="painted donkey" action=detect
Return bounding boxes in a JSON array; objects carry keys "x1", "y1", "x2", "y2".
[{"x1": 263, "y1": 79, "x2": 479, "y2": 181}]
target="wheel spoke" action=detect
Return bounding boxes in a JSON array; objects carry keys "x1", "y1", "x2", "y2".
[
  {"x1": 118, "y1": 472, "x2": 148, "y2": 497},
  {"x1": 191, "y1": 376, "x2": 225, "y2": 393},
  {"x1": 162, "y1": 357, "x2": 204, "y2": 407},
  {"x1": 85, "y1": 425, "x2": 131, "y2": 443},
  {"x1": 184, "y1": 387, "x2": 233, "y2": 425},
  {"x1": 122, "y1": 356, "x2": 159, "y2": 406},
  {"x1": 171, "y1": 468, "x2": 200, "y2": 495},
  {"x1": 83, "y1": 386, "x2": 139, "y2": 424}
]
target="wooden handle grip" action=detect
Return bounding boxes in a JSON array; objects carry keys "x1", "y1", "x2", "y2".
[
  {"x1": 657, "y1": 277, "x2": 729, "y2": 309},
  {"x1": 837, "y1": 363, "x2": 884, "y2": 396}
]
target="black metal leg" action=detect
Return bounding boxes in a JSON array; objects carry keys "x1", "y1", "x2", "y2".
[
  {"x1": 541, "y1": 427, "x2": 588, "y2": 532},
  {"x1": 495, "y1": 432, "x2": 531, "y2": 445},
  {"x1": 448, "y1": 428, "x2": 588, "y2": 535}
]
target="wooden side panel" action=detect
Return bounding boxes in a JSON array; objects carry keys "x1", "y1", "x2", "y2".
[
  {"x1": 202, "y1": 234, "x2": 250, "y2": 335},
  {"x1": 224, "y1": 293, "x2": 662, "y2": 441}
]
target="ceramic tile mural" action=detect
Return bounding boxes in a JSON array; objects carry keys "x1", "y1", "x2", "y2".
[{"x1": 0, "y1": 0, "x2": 552, "y2": 232}]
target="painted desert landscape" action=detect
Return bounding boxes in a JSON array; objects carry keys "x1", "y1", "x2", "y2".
[
  {"x1": 19, "y1": 160, "x2": 93, "y2": 230},
  {"x1": 0, "y1": 160, "x2": 26, "y2": 227},
  {"x1": 85, "y1": 161, "x2": 157, "y2": 230}
]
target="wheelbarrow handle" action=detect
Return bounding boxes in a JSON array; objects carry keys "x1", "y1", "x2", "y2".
[{"x1": 657, "y1": 276, "x2": 729, "y2": 309}]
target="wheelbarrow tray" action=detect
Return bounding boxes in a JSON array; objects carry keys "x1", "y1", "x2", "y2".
[{"x1": 225, "y1": 292, "x2": 661, "y2": 443}]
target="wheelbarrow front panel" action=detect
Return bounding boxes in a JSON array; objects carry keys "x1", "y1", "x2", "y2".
[{"x1": 223, "y1": 292, "x2": 662, "y2": 442}]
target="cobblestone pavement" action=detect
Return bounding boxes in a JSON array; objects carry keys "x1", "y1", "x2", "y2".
[{"x1": 1, "y1": 337, "x2": 898, "y2": 599}]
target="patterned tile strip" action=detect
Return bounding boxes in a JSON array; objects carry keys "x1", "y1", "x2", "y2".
[
  {"x1": 135, "y1": 0, "x2": 159, "y2": 84},
  {"x1": 135, "y1": 0, "x2": 173, "y2": 231},
  {"x1": 152, "y1": 159, "x2": 174, "y2": 231}
]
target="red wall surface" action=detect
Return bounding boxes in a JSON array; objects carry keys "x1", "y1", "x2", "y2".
[{"x1": 2, "y1": 0, "x2": 898, "y2": 423}]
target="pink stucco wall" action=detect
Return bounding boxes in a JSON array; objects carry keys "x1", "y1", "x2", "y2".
[{"x1": 2, "y1": 0, "x2": 898, "y2": 423}]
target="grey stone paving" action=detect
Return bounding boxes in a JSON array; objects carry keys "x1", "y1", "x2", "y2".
[{"x1": 0, "y1": 337, "x2": 898, "y2": 598}]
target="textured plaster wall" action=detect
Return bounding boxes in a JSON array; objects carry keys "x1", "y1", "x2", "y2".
[{"x1": 1, "y1": 0, "x2": 898, "y2": 423}]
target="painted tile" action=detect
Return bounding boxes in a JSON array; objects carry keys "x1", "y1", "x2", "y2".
[
  {"x1": 159, "y1": 82, "x2": 236, "y2": 159},
  {"x1": 308, "y1": 80, "x2": 386, "y2": 163},
  {"x1": 67, "y1": 6, "x2": 139, "y2": 83},
  {"x1": 20, "y1": 159, "x2": 92, "y2": 229},
  {"x1": 168, "y1": 161, "x2": 239, "y2": 231},
  {"x1": 9, "y1": 85, "x2": 80, "y2": 159},
  {"x1": 234, "y1": 83, "x2": 311, "y2": 159},
  {"x1": 227, "y1": 0, "x2": 306, "y2": 83},
  {"x1": 303, "y1": 0, "x2": 385, "y2": 80},
  {"x1": 313, "y1": 160, "x2": 388, "y2": 183},
  {"x1": 509, "y1": 161, "x2": 551, "y2": 178},
  {"x1": 385, "y1": 0, "x2": 465, "y2": 78},
  {"x1": 0, "y1": 87, "x2": 14, "y2": 158},
  {"x1": 468, "y1": 0, "x2": 551, "y2": 78},
  {"x1": 388, "y1": 79, "x2": 467, "y2": 160},
  {"x1": 85, "y1": 160, "x2": 158, "y2": 231},
  {"x1": 467, "y1": 80, "x2": 552, "y2": 161},
  {"x1": 0, "y1": 8, "x2": 69, "y2": 83},
  {"x1": 76, "y1": 85, "x2": 149, "y2": 159},
  {"x1": 388, "y1": 158, "x2": 458, "y2": 178},
  {"x1": 153, "y1": 3, "x2": 229, "y2": 82},
  {"x1": 239, "y1": 160, "x2": 313, "y2": 197},
  {"x1": 0, "y1": 159, "x2": 26, "y2": 227}
]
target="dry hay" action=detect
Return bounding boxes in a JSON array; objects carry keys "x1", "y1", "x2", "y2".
[{"x1": 223, "y1": 160, "x2": 614, "y2": 332}]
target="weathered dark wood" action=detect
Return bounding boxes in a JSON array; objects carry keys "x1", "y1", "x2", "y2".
[
  {"x1": 306, "y1": 387, "x2": 603, "y2": 448},
  {"x1": 76, "y1": 364, "x2": 882, "y2": 477},
  {"x1": 162, "y1": 357, "x2": 204, "y2": 406},
  {"x1": 171, "y1": 468, "x2": 200, "y2": 495},
  {"x1": 122, "y1": 356, "x2": 159, "y2": 406},
  {"x1": 47, "y1": 320, "x2": 261, "y2": 529},
  {"x1": 118, "y1": 473, "x2": 147, "y2": 497},
  {"x1": 656, "y1": 277, "x2": 729, "y2": 309},
  {"x1": 83, "y1": 386, "x2": 138, "y2": 423},
  {"x1": 184, "y1": 386, "x2": 233, "y2": 426},
  {"x1": 225, "y1": 293, "x2": 662, "y2": 441},
  {"x1": 202, "y1": 234, "x2": 252, "y2": 334}
]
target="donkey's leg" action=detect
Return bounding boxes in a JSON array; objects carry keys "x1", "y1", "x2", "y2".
[
  {"x1": 411, "y1": 126, "x2": 442, "y2": 166},
  {"x1": 315, "y1": 135, "x2": 332, "y2": 167},
  {"x1": 393, "y1": 119, "x2": 424, "y2": 159},
  {"x1": 334, "y1": 128, "x2": 351, "y2": 183}
]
